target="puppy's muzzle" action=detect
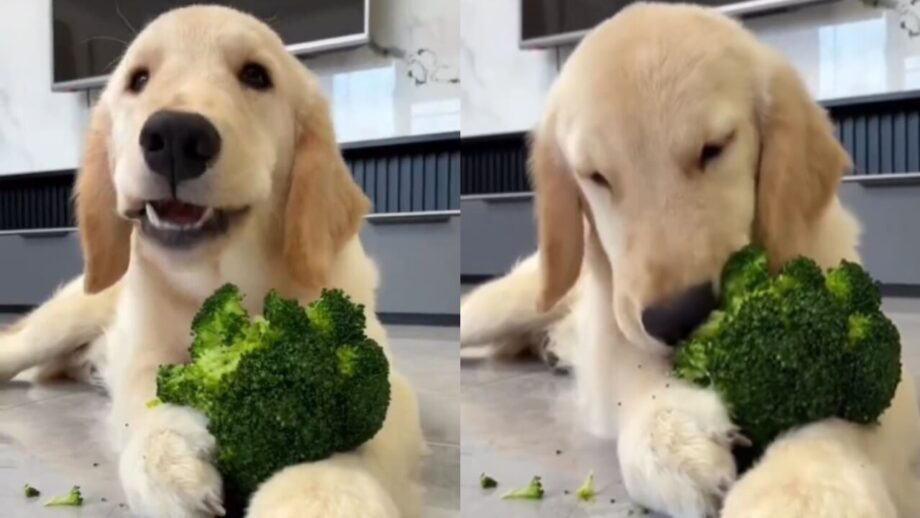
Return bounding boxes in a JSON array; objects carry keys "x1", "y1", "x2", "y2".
[
  {"x1": 140, "y1": 110, "x2": 221, "y2": 195},
  {"x1": 641, "y1": 282, "x2": 718, "y2": 346}
]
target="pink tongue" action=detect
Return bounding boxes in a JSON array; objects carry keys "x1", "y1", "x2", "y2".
[{"x1": 155, "y1": 201, "x2": 206, "y2": 224}]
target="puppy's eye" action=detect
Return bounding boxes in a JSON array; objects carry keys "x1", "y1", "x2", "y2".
[
  {"x1": 239, "y1": 62, "x2": 272, "y2": 90},
  {"x1": 589, "y1": 172, "x2": 610, "y2": 189},
  {"x1": 700, "y1": 143, "x2": 723, "y2": 168},
  {"x1": 127, "y1": 68, "x2": 149, "y2": 93}
]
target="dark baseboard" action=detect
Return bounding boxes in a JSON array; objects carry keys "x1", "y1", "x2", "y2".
[
  {"x1": 378, "y1": 312, "x2": 459, "y2": 326},
  {"x1": 880, "y1": 283, "x2": 920, "y2": 298},
  {"x1": 460, "y1": 279, "x2": 920, "y2": 299},
  {"x1": 0, "y1": 304, "x2": 460, "y2": 327},
  {"x1": 0, "y1": 304, "x2": 34, "y2": 314},
  {"x1": 460, "y1": 274, "x2": 495, "y2": 285}
]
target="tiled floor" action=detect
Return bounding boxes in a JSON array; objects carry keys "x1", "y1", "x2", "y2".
[
  {"x1": 460, "y1": 299, "x2": 920, "y2": 518},
  {"x1": 0, "y1": 322, "x2": 459, "y2": 518}
]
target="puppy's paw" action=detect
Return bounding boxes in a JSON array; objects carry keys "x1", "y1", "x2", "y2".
[
  {"x1": 723, "y1": 422, "x2": 898, "y2": 518},
  {"x1": 119, "y1": 405, "x2": 224, "y2": 518},
  {"x1": 0, "y1": 333, "x2": 24, "y2": 382},
  {"x1": 247, "y1": 455, "x2": 399, "y2": 518},
  {"x1": 619, "y1": 383, "x2": 740, "y2": 518}
]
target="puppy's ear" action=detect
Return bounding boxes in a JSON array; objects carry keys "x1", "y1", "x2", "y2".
[
  {"x1": 283, "y1": 76, "x2": 370, "y2": 290},
  {"x1": 755, "y1": 60, "x2": 851, "y2": 269},
  {"x1": 530, "y1": 126, "x2": 584, "y2": 312},
  {"x1": 75, "y1": 105, "x2": 132, "y2": 293}
]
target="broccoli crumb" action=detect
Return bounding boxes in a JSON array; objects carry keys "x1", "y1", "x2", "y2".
[
  {"x1": 145, "y1": 398, "x2": 162, "y2": 409},
  {"x1": 501, "y1": 476, "x2": 544, "y2": 500},
  {"x1": 45, "y1": 486, "x2": 83, "y2": 507},
  {"x1": 479, "y1": 473, "x2": 498, "y2": 489},
  {"x1": 24, "y1": 484, "x2": 40, "y2": 498},
  {"x1": 575, "y1": 471, "x2": 596, "y2": 501},
  {"x1": 101, "y1": 497, "x2": 108, "y2": 502}
]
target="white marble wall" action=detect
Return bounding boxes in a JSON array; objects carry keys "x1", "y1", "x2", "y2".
[
  {"x1": 306, "y1": 0, "x2": 460, "y2": 142},
  {"x1": 460, "y1": 0, "x2": 920, "y2": 137},
  {"x1": 0, "y1": 0, "x2": 460, "y2": 176},
  {"x1": 460, "y1": 0, "x2": 556, "y2": 137},
  {"x1": 0, "y1": 0, "x2": 89, "y2": 176},
  {"x1": 749, "y1": 0, "x2": 920, "y2": 101}
]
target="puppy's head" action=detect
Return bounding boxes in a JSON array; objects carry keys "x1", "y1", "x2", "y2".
[
  {"x1": 532, "y1": 4, "x2": 851, "y2": 352},
  {"x1": 77, "y1": 5, "x2": 368, "y2": 293}
]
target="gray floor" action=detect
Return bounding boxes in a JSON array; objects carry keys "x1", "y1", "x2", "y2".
[
  {"x1": 460, "y1": 298, "x2": 920, "y2": 518},
  {"x1": 0, "y1": 322, "x2": 459, "y2": 518}
]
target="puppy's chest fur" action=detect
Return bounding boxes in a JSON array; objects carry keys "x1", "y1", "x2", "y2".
[{"x1": 107, "y1": 238, "x2": 315, "y2": 369}]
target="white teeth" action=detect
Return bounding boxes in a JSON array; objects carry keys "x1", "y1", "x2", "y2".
[
  {"x1": 193, "y1": 207, "x2": 215, "y2": 230},
  {"x1": 145, "y1": 203, "x2": 215, "y2": 232}
]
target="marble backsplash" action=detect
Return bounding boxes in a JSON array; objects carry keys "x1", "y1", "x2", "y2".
[
  {"x1": 0, "y1": 0, "x2": 460, "y2": 176},
  {"x1": 3, "y1": 0, "x2": 918, "y2": 174},
  {"x1": 461, "y1": 0, "x2": 920, "y2": 137}
]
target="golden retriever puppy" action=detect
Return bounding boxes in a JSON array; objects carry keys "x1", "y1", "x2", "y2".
[
  {"x1": 461, "y1": 4, "x2": 920, "y2": 517},
  {"x1": 0, "y1": 6, "x2": 424, "y2": 518}
]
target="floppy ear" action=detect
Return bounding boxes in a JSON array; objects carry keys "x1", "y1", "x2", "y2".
[
  {"x1": 754, "y1": 60, "x2": 851, "y2": 269},
  {"x1": 530, "y1": 127, "x2": 584, "y2": 312},
  {"x1": 75, "y1": 105, "x2": 132, "y2": 294},
  {"x1": 283, "y1": 88, "x2": 370, "y2": 290}
]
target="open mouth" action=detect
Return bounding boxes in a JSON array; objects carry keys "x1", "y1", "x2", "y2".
[{"x1": 133, "y1": 200, "x2": 247, "y2": 248}]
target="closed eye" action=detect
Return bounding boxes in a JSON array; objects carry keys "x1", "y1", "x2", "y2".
[
  {"x1": 589, "y1": 171, "x2": 610, "y2": 189},
  {"x1": 700, "y1": 143, "x2": 723, "y2": 167},
  {"x1": 699, "y1": 132, "x2": 735, "y2": 170}
]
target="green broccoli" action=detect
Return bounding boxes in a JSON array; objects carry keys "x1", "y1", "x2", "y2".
[
  {"x1": 502, "y1": 476, "x2": 544, "y2": 500},
  {"x1": 719, "y1": 244, "x2": 771, "y2": 307},
  {"x1": 23, "y1": 484, "x2": 40, "y2": 498},
  {"x1": 575, "y1": 471, "x2": 596, "y2": 501},
  {"x1": 156, "y1": 285, "x2": 390, "y2": 510},
  {"x1": 826, "y1": 260, "x2": 882, "y2": 315},
  {"x1": 840, "y1": 312, "x2": 901, "y2": 423},
  {"x1": 675, "y1": 245, "x2": 901, "y2": 447},
  {"x1": 480, "y1": 473, "x2": 498, "y2": 489},
  {"x1": 45, "y1": 486, "x2": 82, "y2": 507}
]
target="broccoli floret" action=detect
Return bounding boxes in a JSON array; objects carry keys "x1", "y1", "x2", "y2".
[
  {"x1": 156, "y1": 286, "x2": 390, "y2": 510},
  {"x1": 775, "y1": 256, "x2": 825, "y2": 293},
  {"x1": 502, "y1": 476, "x2": 544, "y2": 500},
  {"x1": 45, "y1": 486, "x2": 82, "y2": 507},
  {"x1": 720, "y1": 245, "x2": 770, "y2": 307},
  {"x1": 575, "y1": 471, "x2": 596, "y2": 501},
  {"x1": 839, "y1": 312, "x2": 901, "y2": 423},
  {"x1": 480, "y1": 473, "x2": 498, "y2": 489},
  {"x1": 306, "y1": 289, "x2": 368, "y2": 344},
  {"x1": 674, "y1": 245, "x2": 901, "y2": 447},
  {"x1": 189, "y1": 284, "x2": 249, "y2": 359},
  {"x1": 826, "y1": 260, "x2": 882, "y2": 315},
  {"x1": 24, "y1": 484, "x2": 40, "y2": 498}
]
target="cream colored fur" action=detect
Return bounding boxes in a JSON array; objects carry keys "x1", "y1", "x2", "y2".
[
  {"x1": 461, "y1": 4, "x2": 920, "y2": 517},
  {"x1": 0, "y1": 6, "x2": 423, "y2": 518}
]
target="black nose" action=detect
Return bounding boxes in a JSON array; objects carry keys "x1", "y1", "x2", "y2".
[
  {"x1": 139, "y1": 110, "x2": 221, "y2": 192},
  {"x1": 641, "y1": 282, "x2": 718, "y2": 346}
]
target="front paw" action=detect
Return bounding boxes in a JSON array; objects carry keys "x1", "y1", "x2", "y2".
[
  {"x1": 247, "y1": 455, "x2": 399, "y2": 518},
  {"x1": 119, "y1": 405, "x2": 224, "y2": 518},
  {"x1": 618, "y1": 384, "x2": 742, "y2": 518}
]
